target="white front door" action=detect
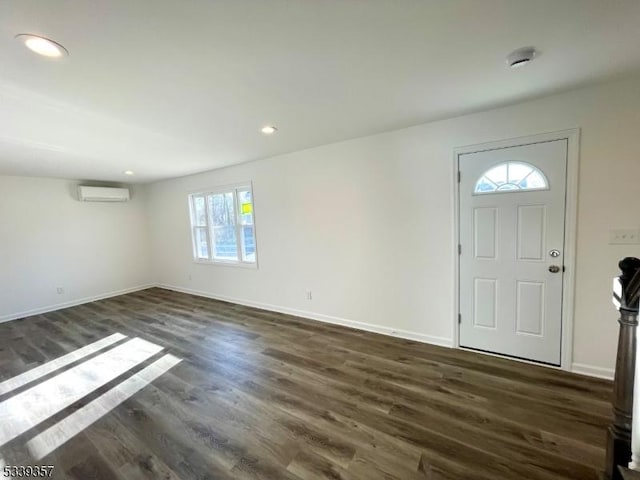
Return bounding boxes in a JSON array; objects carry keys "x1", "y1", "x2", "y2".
[{"x1": 458, "y1": 139, "x2": 568, "y2": 365}]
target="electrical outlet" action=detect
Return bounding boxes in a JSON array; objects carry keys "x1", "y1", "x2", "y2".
[
  {"x1": 306, "y1": 290, "x2": 312, "y2": 300},
  {"x1": 56, "y1": 287, "x2": 64, "y2": 294},
  {"x1": 610, "y1": 229, "x2": 640, "y2": 245}
]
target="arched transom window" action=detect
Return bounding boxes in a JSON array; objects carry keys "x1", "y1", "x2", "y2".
[{"x1": 474, "y1": 161, "x2": 548, "y2": 194}]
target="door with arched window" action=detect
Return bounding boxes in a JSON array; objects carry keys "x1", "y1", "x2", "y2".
[{"x1": 458, "y1": 139, "x2": 568, "y2": 365}]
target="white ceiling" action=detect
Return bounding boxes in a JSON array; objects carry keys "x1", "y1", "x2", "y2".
[{"x1": 1, "y1": 0, "x2": 639, "y2": 183}]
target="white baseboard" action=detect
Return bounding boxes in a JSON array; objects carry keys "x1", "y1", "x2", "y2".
[
  {"x1": 156, "y1": 283, "x2": 454, "y2": 349},
  {"x1": 0, "y1": 284, "x2": 155, "y2": 324},
  {"x1": 2, "y1": 282, "x2": 613, "y2": 381},
  {"x1": 571, "y1": 363, "x2": 615, "y2": 380}
]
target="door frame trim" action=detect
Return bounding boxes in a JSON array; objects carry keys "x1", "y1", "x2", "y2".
[{"x1": 452, "y1": 129, "x2": 580, "y2": 371}]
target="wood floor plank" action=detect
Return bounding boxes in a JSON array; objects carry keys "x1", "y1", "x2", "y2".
[{"x1": 0, "y1": 287, "x2": 611, "y2": 479}]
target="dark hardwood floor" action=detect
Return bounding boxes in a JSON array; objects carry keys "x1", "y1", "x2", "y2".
[{"x1": 0, "y1": 287, "x2": 611, "y2": 479}]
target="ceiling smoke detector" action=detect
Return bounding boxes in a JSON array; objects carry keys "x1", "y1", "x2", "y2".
[{"x1": 506, "y1": 47, "x2": 536, "y2": 68}]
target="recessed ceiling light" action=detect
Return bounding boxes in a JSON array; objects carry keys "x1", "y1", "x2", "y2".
[
  {"x1": 123, "y1": 170, "x2": 135, "y2": 176},
  {"x1": 506, "y1": 47, "x2": 536, "y2": 68},
  {"x1": 15, "y1": 34, "x2": 68, "y2": 58},
  {"x1": 261, "y1": 125, "x2": 278, "y2": 135}
]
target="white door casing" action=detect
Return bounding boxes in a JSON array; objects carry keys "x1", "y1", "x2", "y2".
[{"x1": 458, "y1": 139, "x2": 568, "y2": 365}]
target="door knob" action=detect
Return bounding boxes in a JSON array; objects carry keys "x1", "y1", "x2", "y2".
[
  {"x1": 548, "y1": 265, "x2": 560, "y2": 273},
  {"x1": 549, "y1": 249, "x2": 560, "y2": 258}
]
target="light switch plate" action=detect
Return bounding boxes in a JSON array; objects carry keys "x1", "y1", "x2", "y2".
[{"x1": 610, "y1": 229, "x2": 640, "y2": 245}]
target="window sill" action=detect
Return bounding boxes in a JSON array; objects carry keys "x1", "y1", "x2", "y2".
[{"x1": 193, "y1": 259, "x2": 258, "y2": 269}]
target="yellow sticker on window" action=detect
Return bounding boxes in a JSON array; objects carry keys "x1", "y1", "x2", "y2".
[{"x1": 241, "y1": 203, "x2": 253, "y2": 215}]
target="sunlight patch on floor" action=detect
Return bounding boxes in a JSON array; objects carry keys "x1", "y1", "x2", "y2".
[
  {"x1": 0, "y1": 333, "x2": 126, "y2": 396},
  {"x1": 27, "y1": 353, "x2": 181, "y2": 460},
  {"x1": 0, "y1": 336, "x2": 166, "y2": 449}
]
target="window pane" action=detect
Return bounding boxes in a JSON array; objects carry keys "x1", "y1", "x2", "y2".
[
  {"x1": 213, "y1": 226, "x2": 238, "y2": 260},
  {"x1": 241, "y1": 226, "x2": 256, "y2": 262},
  {"x1": 194, "y1": 227, "x2": 209, "y2": 259},
  {"x1": 209, "y1": 192, "x2": 235, "y2": 227},
  {"x1": 190, "y1": 186, "x2": 256, "y2": 265},
  {"x1": 238, "y1": 190, "x2": 254, "y2": 226},
  {"x1": 192, "y1": 196, "x2": 207, "y2": 226}
]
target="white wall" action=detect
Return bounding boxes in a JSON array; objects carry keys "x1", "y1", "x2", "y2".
[
  {"x1": 146, "y1": 73, "x2": 640, "y2": 378},
  {"x1": 0, "y1": 176, "x2": 152, "y2": 321}
]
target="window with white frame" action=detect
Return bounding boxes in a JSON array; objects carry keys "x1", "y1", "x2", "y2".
[{"x1": 188, "y1": 184, "x2": 257, "y2": 265}]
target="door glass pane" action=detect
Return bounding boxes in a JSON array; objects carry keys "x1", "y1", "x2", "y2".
[
  {"x1": 208, "y1": 193, "x2": 235, "y2": 226},
  {"x1": 485, "y1": 164, "x2": 507, "y2": 185},
  {"x1": 192, "y1": 196, "x2": 207, "y2": 226},
  {"x1": 194, "y1": 227, "x2": 209, "y2": 259},
  {"x1": 213, "y1": 226, "x2": 238, "y2": 260},
  {"x1": 507, "y1": 163, "x2": 531, "y2": 183},
  {"x1": 520, "y1": 171, "x2": 546, "y2": 189},
  {"x1": 474, "y1": 162, "x2": 548, "y2": 194},
  {"x1": 475, "y1": 176, "x2": 497, "y2": 193},
  {"x1": 241, "y1": 226, "x2": 256, "y2": 262}
]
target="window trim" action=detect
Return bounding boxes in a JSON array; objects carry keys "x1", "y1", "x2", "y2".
[{"x1": 188, "y1": 182, "x2": 258, "y2": 268}]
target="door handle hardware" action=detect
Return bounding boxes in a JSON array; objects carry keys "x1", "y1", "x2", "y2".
[{"x1": 548, "y1": 265, "x2": 560, "y2": 273}]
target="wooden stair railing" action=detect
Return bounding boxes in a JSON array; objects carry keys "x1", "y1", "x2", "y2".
[{"x1": 606, "y1": 257, "x2": 640, "y2": 480}]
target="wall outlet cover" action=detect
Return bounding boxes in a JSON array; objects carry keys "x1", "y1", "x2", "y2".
[{"x1": 609, "y1": 229, "x2": 640, "y2": 245}]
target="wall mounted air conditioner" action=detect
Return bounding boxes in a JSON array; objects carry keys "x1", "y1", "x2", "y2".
[{"x1": 77, "y1": 186, "x2": 130, "y2": 202}]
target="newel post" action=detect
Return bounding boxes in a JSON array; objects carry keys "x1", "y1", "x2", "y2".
[{"x1": 606, "y1": 257, "x2": 640, "y2": 480}]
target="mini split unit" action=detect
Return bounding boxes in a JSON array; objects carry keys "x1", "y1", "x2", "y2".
[{"x1": 77, "y1": 186, "x2": 130, "y2": 202}]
